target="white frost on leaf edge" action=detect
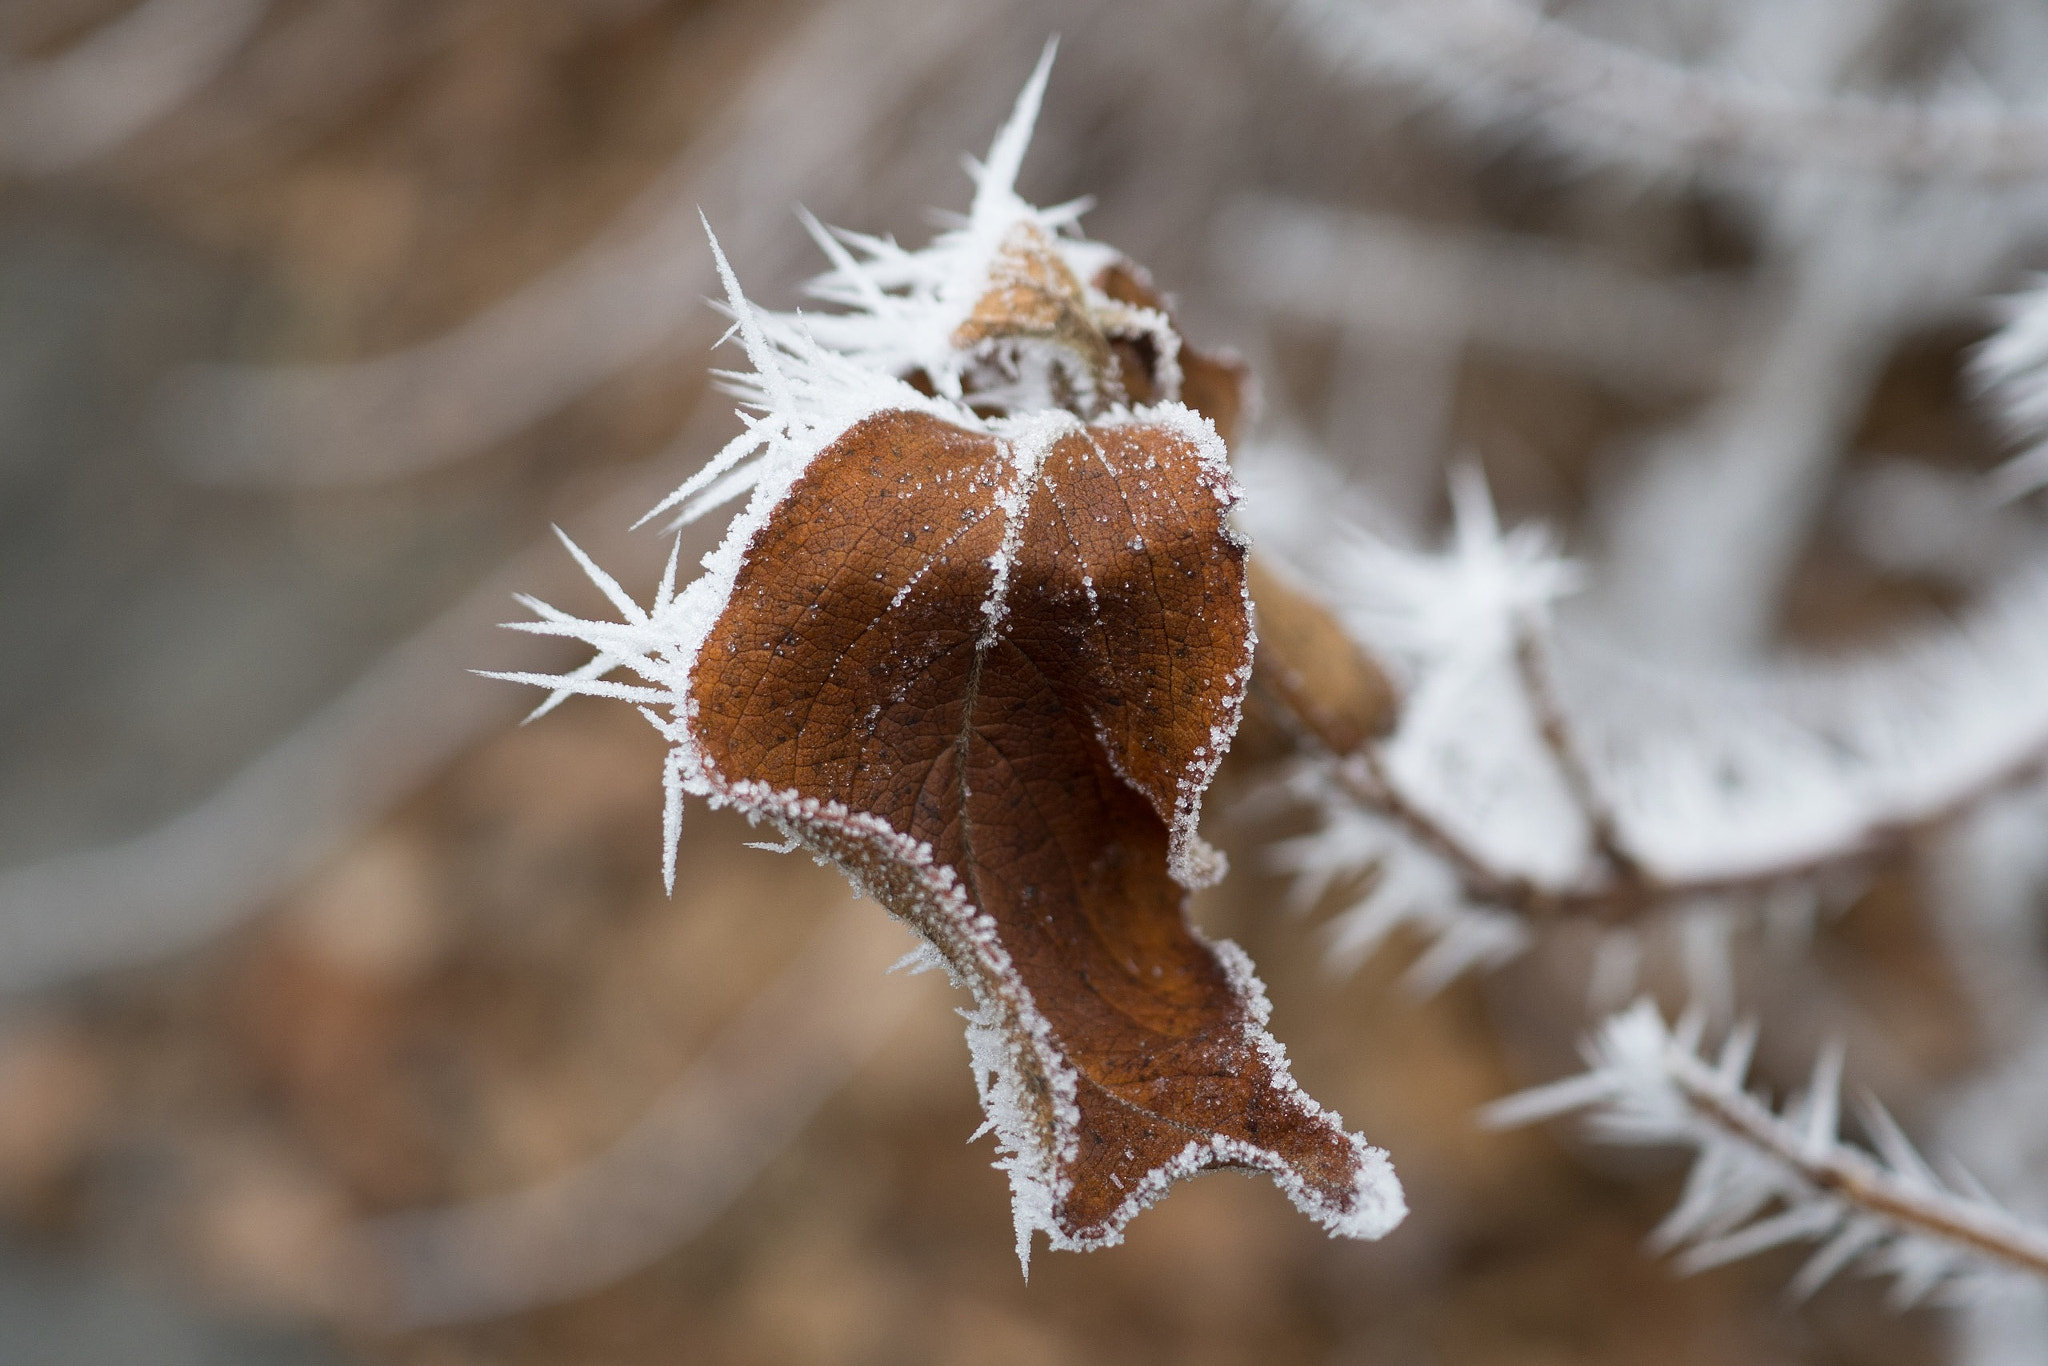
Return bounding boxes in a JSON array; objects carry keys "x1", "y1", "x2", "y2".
[
  {"x1": 1209, "y1": 936, "x2": 1407, "y2": 1240},
  {"x1": 486, "y1": 47, "x2": 1399, "y2": 1272},
  {"x1": 486, "y1": 224, "x2": 978, "y2": 893},
  {"x1": 1093, "y1": 399, "x2": 1249, "y2": 893},
  {"x1": 976, "y1": 932, "x2": 1406, "y2": 1269},
  {"x1": 709, "y1": 781, "x2": 1081, "y2": 1278}
]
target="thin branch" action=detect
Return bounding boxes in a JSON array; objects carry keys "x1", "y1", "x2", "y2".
[
  {"x1": 1512, "y1": 626, "x2": 1646, "y2": 886},
  {"x1": 1489, "y1": 1003, "x2": 2048, "y2": 1294},
  {"x1": 1310, "y1": 652, "x2": 2048, "y2": 929},
  {"x1": 1676, "y1": 1069, "x2": 2048, "y2": 1283},
  {"x1": 1339, "y1": 747, "x2": 1536, "y2": 911}
]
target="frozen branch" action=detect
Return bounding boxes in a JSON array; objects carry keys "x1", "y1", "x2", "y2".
[
  {"x1": 1486, "y1": 1001, "x2": 2048, "y2": 1298},
  {"x1": 1513, "y1": 628, "x2": 1645, "y2": 887},
  {"x1": 1282, "y1": 0, "x2": 2048, "y2": 182},
  {"x1": 1600, "y1": 186, "x2": 2032, "y2": 661},
  {"x1": 1245, "y1": 449, "x2": 2048, "y2": 987}
]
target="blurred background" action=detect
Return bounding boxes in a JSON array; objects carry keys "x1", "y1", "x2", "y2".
[{"x1": 4, "y1": 0, "x2": 2048, "y2": 1360}]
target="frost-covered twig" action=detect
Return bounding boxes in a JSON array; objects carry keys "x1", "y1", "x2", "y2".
[
  {"x1": 1601, "y1": 186, "x2": 2031, "y2": 661},
  {"x1": 1282, "y1": 0, "x2": 2048, "y2": 182},
  {"x1": 1248, "y1": 452, "x2": 2048, "y2": 986},
  {"x1": 1513, "y1": 628, "x2": 1645, "y2": 887},
  {"x1": 1323, "y1": 721, "x2": 2048, "y2": 931},
  {"x1": 1487, "y1": 1001, "x2": 2048, "y2": 1297}
]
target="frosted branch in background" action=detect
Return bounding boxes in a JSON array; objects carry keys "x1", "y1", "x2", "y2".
[
  {"x1": 1274, "y1": 0, "x2": 2048, "y2": 662},
  {"x1": 1838, "y1": 459, "x2": 2036, "y2": 589},
  {"x1": 1600, "y1": 187, "x2": 2030, "y2": 661},
  {"x1": 1246, "y1": 451, "x2": 1579, "y2": 986},
  {"x1": 1940, "y1": 1016, "x2": 2048, "y2": 1365},
  {"x1": 1244, "y1": 445, "x2": 2048, "y2": 996},
  {"x1": 154, "y1": 0, "x2": 1007, "y2": 488},
  {"x1": 0, "y1": 0, "x2": 270, "y2": 174},
  {"x1": 1278, "y1": 0, "x2": 2048, "y2": 181},
  {"x1": 1487, "y1": 1001, "x2": 2048, "y2": 1297}
]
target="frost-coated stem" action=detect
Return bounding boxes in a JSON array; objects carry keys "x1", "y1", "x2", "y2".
[
  {"x1": 1512, "y1": 627, "x2": 1644, "y2": 886},
  {"x1": 1489, "y1": 1003, "x2": 2048, "y2": 1297},
  {"x1": 1670, "y1": 1052, "x2": 2048, "y2": 1282},
  {"x1": 1339, "y1": 749, "x2": 1536, "y2": 910},
  {"x1": 1322, "y1": 695, "x2": 2048, "y2": 928}
]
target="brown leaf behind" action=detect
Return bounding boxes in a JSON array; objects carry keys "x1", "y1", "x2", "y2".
[
  {"x1": 1091, "y1": 260, "x2": 1252, "y2": 444},
  {"x1": 687, "y1": 407, "x2": 1400, "y2": 1258},
  {"x1": 1246, "y1": 559, "x2": 1400, "y2": 756}
]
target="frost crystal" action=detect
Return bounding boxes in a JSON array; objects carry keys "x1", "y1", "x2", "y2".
[{"x1": 778, "y1": 38, "x2": 1166, "y2": 417}]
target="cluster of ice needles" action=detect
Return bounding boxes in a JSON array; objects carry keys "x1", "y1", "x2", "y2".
[{"x1": 1487, "y1": 1001, "x2": 2048, "y2": 1302}]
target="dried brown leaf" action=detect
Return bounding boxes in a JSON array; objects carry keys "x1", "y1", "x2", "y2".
[
  {"x1": 686, "y1": 404, "x2": 1402, "y2": 1262},
  {"x1": 1090, "y1": 259, "x2": 1252, "y2": 444},
  {"x1": 953, "y1": 222, "x2": 1123, "y2": 411}
]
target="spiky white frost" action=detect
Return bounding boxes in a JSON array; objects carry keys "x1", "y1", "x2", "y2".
[
  {"x1": 784, "y1": 38, "x2": 1169, "y2": 417},
  {"x1": 1242, "y1": 449, "x2": 1576, "y2": 985},
  {"x1": 1241, "y1": 440, "x2": 2048, "y2": 991},
  {"x1": 1975, "y1": 276, "x2": 2048, "y2": 499},
  {"x1": 1487, "y1": 1001, "x2": 2048, "y2": 1301},
  {"x1": 1265, "y1": 786, "x2": 1531, "y2": 994},
  {"x1": 1240, "y1": 452, "x2": 1585, "y2": 889}
]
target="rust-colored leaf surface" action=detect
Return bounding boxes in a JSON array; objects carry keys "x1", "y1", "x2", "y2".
[{"x1": 686, "y1": 405, "x2": 1401, "y2": 1259}]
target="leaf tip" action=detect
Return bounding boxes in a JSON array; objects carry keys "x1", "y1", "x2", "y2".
[{"x1": 1327, "y1": 1138, "x2": 1408, "y2": 1240}]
